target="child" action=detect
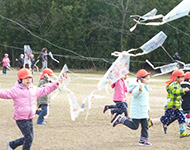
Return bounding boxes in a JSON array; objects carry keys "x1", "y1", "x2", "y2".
[
  {"x1": 112, "y1": 69, "x2": 152, "y2": 146},
  {"x1": 103, "y1": 70, "x2": 129, "y2": 123},
  {"x1": 2, "y1": 53, "x2": 10, "y2": 75},
  {"x1": 16, "y1": 54, "x2": 24, "y2": 69},
  {"x1": 150, "y1": 70, "x2": 190, "y2": 137},
  {"x1": 181, "y1": 72, "x2": 190, "y2": 128},
  {"x1": 36, "y1": 68, "x2": 54, "y2": 125},
  {"x1": 40, "y1": 47, "x2": 48, "y2": 72},
  {"x1": 0, "y1": 68, "x2": 59, "y2": 150},
  {"x1": 30, "y1": 54, "x2": 36, "y2": 74}
]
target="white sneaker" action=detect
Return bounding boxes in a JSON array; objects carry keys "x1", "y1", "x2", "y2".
[{"x1": 7, "y1": 142, "x2": 14, "y2": 150}]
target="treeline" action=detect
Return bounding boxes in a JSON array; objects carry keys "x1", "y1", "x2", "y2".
[{"x1": 0, "y1": 0, "x2": 189, "y2": 72}]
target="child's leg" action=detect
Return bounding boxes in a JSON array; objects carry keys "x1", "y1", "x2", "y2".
[
  {"x1": 121, "y1": 117, "x2": 140, "y2": 130},
  {"x1": 9, "y1": 119, "x2": 33, "y2": 149},
  {"x1": 140, "y1": 119, "x2": 148, "y2": 141},
  {"x1": 37, "y1": 104, "x2": 48, "y2": 124}
]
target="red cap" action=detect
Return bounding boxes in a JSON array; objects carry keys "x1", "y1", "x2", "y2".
[
  {"x1": 184, "y1": 72, "x2": 190, "y2": 80},
  {"x1": 136, "y1": 69, "x2": 150, "y2": 78},
  {"x1": 17, "y1": 68, "x2": 32, "y2": 79},
  {"x1": 40, "y1": 68, "x2": 53, "y2": 79},
  {"x1": 166, "y1": 69, "x2": 184, "y2": 88}
]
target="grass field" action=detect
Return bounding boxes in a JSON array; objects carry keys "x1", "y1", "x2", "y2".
[{"x1": 0, "y1": 70, "x2": 190, "y2": 150}]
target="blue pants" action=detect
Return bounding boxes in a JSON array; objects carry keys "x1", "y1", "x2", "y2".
[
  {"x1": 9, "y1": 119, "x2": 33, "y2": 150},
  {"x1": 36, "y1": 104, "x2": 48, "y2": 124},
  {"x1": 160, "y1": 109, "x2": 186, "y2": 125},
  {"x1": 2, "y1": 66, "x2": 7, "y2": 74},
  {"x1": 110, "y1": 101, "x2": 128, "y2": 123}
]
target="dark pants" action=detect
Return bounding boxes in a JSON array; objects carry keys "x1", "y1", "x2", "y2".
[
  {"x1": 160, "y1": 109, "x2": 186, "y2": 125},
  {"x1": 2, "y1": 66, "x2": 7, "y2": 74},
  {"x1": 36, "y1": 104, "x2": 48, "y2": 124},
  {"x1": 123, "y1": 118, "x2": 148, "y2": 140},
  {"x1": 110, "y1": 102, "x2": 128, "y2": 123},
  {"x1": 9, "y1": 119, "x2": 33, "y2": 150}
]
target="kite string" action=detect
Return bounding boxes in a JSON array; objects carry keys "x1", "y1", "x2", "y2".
[
  {"x1": 0, "y1": 15, "x2": 110, "y2": 63},
  {"x1": 161, "y1": 45, "x2": 175, "y2": 62}
]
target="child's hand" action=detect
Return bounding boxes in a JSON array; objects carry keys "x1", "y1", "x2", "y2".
[
  {"x1": 139, "y1": 84, "x2": 143, "y2": 91},
  {"x1": 184, "y1": 87, "x2": 190, "y2": 92}
]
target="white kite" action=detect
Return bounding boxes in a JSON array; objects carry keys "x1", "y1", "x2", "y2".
[
  {"x1": 146, "y1": 59, "x2": 185, "y2": 76},
  {"x1": 49, "y1": 52, "x2": 59, "y2": 63},
  {"x1": 98, "y1": 31, "x2": 167, "y2": 90},
  {"x1": 113, "y1": 31, "x2": 167, "y2": 57},
  {"x1": 98, "y1": 52, "x2": 130, "y2": 91},
  {"x1": 130, "y1": 0, "x2": 190, "y2": 31}
]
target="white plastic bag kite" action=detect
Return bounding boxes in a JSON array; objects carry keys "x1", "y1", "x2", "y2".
[
  {"x1": 130, "y1": 0, "x2": 190, "y2": 31},
  {"x1": 67, "y1": 92, "x2": 80, "y2": 121},
  {"x1": 98, "y1": 52, "x2": 130, "y2": 91},
  {"x1": 112, "y1": 31, "x2": 167, "y2": 57},
  {"x1": 146, "y1": 60, "x2": 179, "y2": 76},
  {"x1": 49, "y1": 52, "x2": 59, "y2": 63},
  {"x1": 24, "y1": 45, "x2": 32, "y2": 68}
]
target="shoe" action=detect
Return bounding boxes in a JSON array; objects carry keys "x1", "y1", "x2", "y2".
[
  {"x1": 7, "y1": 142, "x2": 14, "y2": 150},
  {"x1": 110, "y1": 110, "x2": 114, "y2": 119},
  {"x1": 103, "y1": 105, "x2": 109, "y2": 113},
  {"x1": 148, "y1": 118, "x2": 153, "y2": 128},
  {"x1": 138, "y1": 141, "x2": 152, "y2": 146},
  {"x1": 180, "y1": 132, "x2": 190, "y2": 138},
  {"x1": 37, "y1": 122, "x2": 46, "y2": 125},
  {"x1": 187, "y1": 124, "x2": 190, "y2": 130},
  {"x1": 112, "y1": 115, "x2": 122, "y2": 127},
  {"x1": 162, "y1": 124, "x2": 167, "y2": 134}
]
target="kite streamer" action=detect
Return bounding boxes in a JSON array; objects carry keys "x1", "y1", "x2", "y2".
[{"x1": 130, "y1": 0, "x2": 190, "y2": 31}]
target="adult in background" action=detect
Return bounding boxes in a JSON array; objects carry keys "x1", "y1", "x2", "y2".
[
  {"x1": 2, "y1": 53, "x2": 10, "y2": 75},
  {"x1": 16, "y1": 54, "x2": 24, "y2": 69},
  {"x1": 39, "y1": 47, "x2": 48, "y2": 73},
  {"x1": 173, "y1": 52, "x2": 181, "y2": 62}
]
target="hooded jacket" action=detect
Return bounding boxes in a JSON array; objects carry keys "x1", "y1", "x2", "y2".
[{"x1": 0, "y1": 81, "x2": 58, "y2": 120}]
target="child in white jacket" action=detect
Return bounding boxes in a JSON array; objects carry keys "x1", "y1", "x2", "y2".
[{"x1": 112, "y1": 69, "x2": 152, "y2": 146}]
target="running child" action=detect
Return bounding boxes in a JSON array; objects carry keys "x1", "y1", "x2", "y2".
[
  {"x1": 149, "y1": 70, "x2": 190, "y2": 137},
  {"x1": 103, "y1": 70, "x2": 129, "y2": 123},
  {"x1": 112, "y1": 69, "x2": 152, "y2": 146},
  {"x1": 0, "y1": 68, "x2": 59, "y2": 150},
  {"x1": 36, "y1": 68, "x2": 55, "y2": 125}
]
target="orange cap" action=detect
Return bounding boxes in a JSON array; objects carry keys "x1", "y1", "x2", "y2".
[
  {"x1": 17, "y1": 68, "x2": 32, "y2": 79},
  {"x1": 166, "y1": 69, "x2": 184, "y2": 88},
  {"x1": 136, "y1": 69, "x2": 150, "y2": 78},
  {"x1": 184, "y1": 72, "x2": 190, "y2": 80},
  {"x1": 40, "y1": 68, "x2": 53, "y2": 79}
]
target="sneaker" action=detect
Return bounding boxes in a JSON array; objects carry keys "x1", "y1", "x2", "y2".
[
  {"x1": 37, "y1": 122, "x2": 46, "y2": 125},
  {"x1": 180, "y1": 132, "x2": 190, "y2": 138},
  {"x1": 112, "y1": 115, "x2": 122, "y2": 127},
  {"x1": 187, "y1": 124, "x2": 190, "y2": 130},
  {"x1": 162, "y1": 124, "x2": 167, "y2": 134},
  {"x1": 7, "y1": 142, "x2": 14, "y2": 150},
  {"x1": 138, "y1": 141, "x2": 152, "y2": 146},
  {"x1": 103, "y1": 105, "x2": 109, "y2": 113},
  {"x1": 110, "y1": 110, "x2": 114, "y2": 119},
  {"x1": 148, "y1": 118, "x2": 153, "y2": 128}
]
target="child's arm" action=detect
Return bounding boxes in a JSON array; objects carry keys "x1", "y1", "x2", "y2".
[
  {"x1": 36, "y1": 82, "x2": 59, "y2": 98},
  {"x1": 0, "y1": 89, "x2": 14, "y2": 99},
  {"x1": 168, "y1": 84, "x2": 186, "y2": 96}
]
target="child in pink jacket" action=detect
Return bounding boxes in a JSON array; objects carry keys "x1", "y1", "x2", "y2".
[
  {"x1": 103, "y1": 71, "x2": 129, "y2": 123},
  {"x1": 2, "y1": 53, "x2": 10, "y2": 75},
  {"x1": 0, "y1": 68, "x2": 59, "y2": 150}
]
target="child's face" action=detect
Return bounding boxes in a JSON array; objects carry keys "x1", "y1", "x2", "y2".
[
  {"x1": 176, "y1": 76, "x2": 184, "y2": 83},
  {"x1": 22, "y1": 77, "x2": 32, "y2": 87},
  {"x1": 141, "y1": 75, "x2": 150, "y2": 84}
]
